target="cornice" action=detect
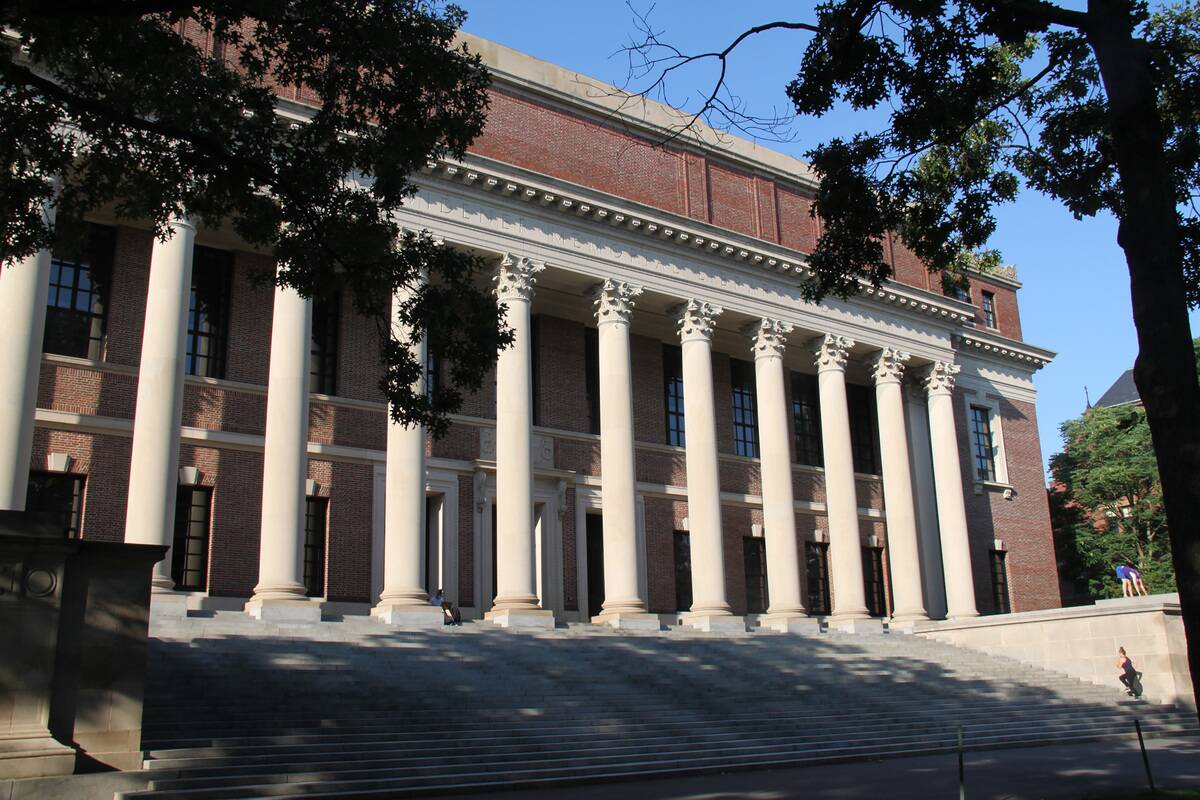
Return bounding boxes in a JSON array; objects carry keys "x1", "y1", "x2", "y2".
[
  {"x1": 966, "y1": 264, "x2": 1022, "y2": 289},
  {"x1": 954, "y1": 328, "x2": 1055, "y2": 371},
  {"x1": 416, "y1": 155, "x2": 977, "y2": 330}
]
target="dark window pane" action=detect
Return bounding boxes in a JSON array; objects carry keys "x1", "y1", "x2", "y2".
[
  {"x1": 847, "y1": 384, "x2": 880, "y2": 475},
  {"x1": 743, "y1": 537, "x2": 768, "y2": 614},
  {"x1": 530, "y1": 315, "x2": 541, "y2": 427},
  {"x1": 663, "y1": 345, "x2": 685, "y2": 447},
  {"x1": 585, "y1": 327, "x2": 600, "y2": 435},
  {"x1": 730, "y1": 359, "x2": 758, "y2": 458},
  {"x1": 171, "y1": 486, "x2": 211, "y2": 590},
  {"x1": 970, "y1": 406, "x2": 997, "y2": 482},
  {"x1": 862, "y1": 547, "x2": 887, "y2": 617},
  {"x1": 673, "y1": 531, "x2": 692, "y2": 612},
  {"x1": 805, "y1": 542, "x2": 831, "y2": 615},
  {"x1": 791, "y1": 372, "x2": 823, "y2": 467},
  {"x1": 310, "y1": 292, "x2": 340, "y2": 395},
  {"x1": 981, "y1": 291, "x2": 997, "y2": 328},
  {"x1": 42, "y1": 224, "x2": 114, "y2": 360},
  {"x1": 25, "y1": 471, "x2": 85, "y2": 538},
  {"x1": 304, "y1": 497, "x2": 328, "y2": 598},
  {"x1": 989, "y1": 550, "x2": 1011, "y2": 614},
  {"x1": 187, "y1": 246, "x2": 232, "y2": 379}
]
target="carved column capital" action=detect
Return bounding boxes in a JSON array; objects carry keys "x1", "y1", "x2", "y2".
[
  {"x1": 922, "y1": 360, "x2": 961, "y2": 395},
  {"x1": 870, "y1": 348, "x2": 911, "y2": 385},
  {"x1": 746, "y1": 318, "x2": 793, "y2": 360},
  {"x1": 495, "y1": 254, "x2": 545, "y2": 302},
  {"x1": 672, "y1": 299, "x2": 723, "y2": 343},
  {"x1": 812, "y1": 334, "x2": 855, "y2": 373},
  {"x1": 591, "y1": 279, "x2": 643, "y2": 325}
]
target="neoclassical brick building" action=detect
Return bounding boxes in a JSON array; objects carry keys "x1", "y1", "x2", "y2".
[{"x1": 0, "y1": 33, "x2": 1058, "y2": 630}]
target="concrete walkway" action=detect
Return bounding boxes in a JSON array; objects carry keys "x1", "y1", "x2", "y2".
[{"x1": 439, "y1": 735, "x2": 1200, "y2": 800}]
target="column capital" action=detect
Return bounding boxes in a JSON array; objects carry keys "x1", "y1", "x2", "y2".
[
  {"x1": 591, "y1": 279, "x2": 643, "y2": 325},
  {"x1": 672, "y1": 299, "x2": 723, "y2": 343},
  {"x1": 922, "y1": 360, "x2": 961, "y2": 395},
  {"x1": 495, "y1": 254, "x2": 545, "y2": 302},
  {"x1": 812, "y1": 334, "x2": 855, "y2": 373},
  {"x1": 746, "y1": 318, "x2": 793, "y2": 360},
  {"x1": 869, "y1": 347, "x2": 911, "y2": 385}
]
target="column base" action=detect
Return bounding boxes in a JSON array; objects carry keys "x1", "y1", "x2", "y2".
[
  {"x1": 889, "y1": 611, "x2": 930, "y2": 633},
  {"x1": 947, "y1": 610, "x2": 981, "y2": 621},
  {"x1": 244, "y1": 596, "x2": 322, "y2": 623},
  {"x1": 828, "y1": 616, "x2": 887, "y2": 634},
  {"x1": 759, "y1": 613, "x2": 821, "y2": 634},
  {"x1": 680, "y1": 612, "x2": 747, "y2": 633},
  {"x1": 484, "y1": 607, "x2": 556, "y2": 629},
  {"x1": 591, "y1": 611, "x2": 661, "y2": 631},
  {"x1": 0, "y1": 733, "x2": 76, "y2": 780},
  {"x1": 371, "y1": 602, "x2": 445, "y2": 628}
]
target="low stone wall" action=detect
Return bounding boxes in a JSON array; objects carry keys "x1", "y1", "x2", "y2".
[{"x1": 914, "y1": 594, "x2": 1193, "y2": 708}]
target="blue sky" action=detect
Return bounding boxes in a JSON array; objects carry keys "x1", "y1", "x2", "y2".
[{"x1": 455, "y1": 1, "x2": 1200, "y2": 475}]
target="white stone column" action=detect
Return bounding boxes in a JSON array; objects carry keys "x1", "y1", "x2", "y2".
[
  {"x1": 869, "y1": 348, "x2": 929, "y2": 626},
  {"x1": 0, "y1": 200, "x2": 56, "y2": 511},
  {"x1": 813, "y1": 334, "x2": 872, "y2": 629},
  {"x1": 748, "y1": 319, "x2": 815, "y2": 633},
  {"x1": 125, "y1": 216, "x2": 196, "y2": 595},
  {"x1": 591, "y1": 280, "x2": 657, "y2": 630},
  {"x1": 486, "y1": 254, "x2": 554, "y2": 629},
  {"x1": 674, "y1": 300, "x2": 743, "y2": 632},
  {"x1": 244, "y1": 280, "x2": 320, "y2": 622},
  {"x1": 373, "y1": 281, "x2": 443, "y2": 627},
  {"x1": 923, "y1": 361, "x2": 979, "y2": 619}
]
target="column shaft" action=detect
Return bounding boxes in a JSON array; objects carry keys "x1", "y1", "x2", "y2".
[
  {"x1": 0, "y1": 201, "x2": 55, "y2": 510},
  {"x1": 749, "y1": 320, "x2": 808, "y2": 626},
  {"x1": 925, "y1": 362, "x2": 979, "y2": 619},
  {"x1": 593, "y1": 281, "x2": 654, "y2": 627},
  {"x1": 814, "y1": 335, "x2": 870, "y2": 621},
  {"x1": 125, "y1": 217, "x2": 196, "y2": 590},
  {"x1": 871, "y1": 350, "x2": 928, "y2": 623},
  {"x1": 373, "y1": 284, "x2": 443, "y2": 626},
  {"x1": 675, "y1": 301, "x2": 738, "y2": 631},
  {"x1": 246, "y1": 281, "x2": 316, "y2": 621}
]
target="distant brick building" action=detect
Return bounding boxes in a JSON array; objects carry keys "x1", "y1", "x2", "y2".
[{"x1": 0, "y1": 33, "x2": 1058, "y2": 629}]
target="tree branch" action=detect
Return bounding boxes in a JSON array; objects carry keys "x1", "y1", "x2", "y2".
[
  {"x1": 988, "y1": 0, "x2": 1091, "y2": 31},
  {"x1": 1, "y1": 0, "x2": 199, "y2": 18}
]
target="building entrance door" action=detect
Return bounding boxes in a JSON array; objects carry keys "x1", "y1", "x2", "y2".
[{"x1": 586, "y1": 514, "x2": 604, "y2": 619}]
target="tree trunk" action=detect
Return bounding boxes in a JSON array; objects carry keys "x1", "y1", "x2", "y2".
[{"x1": 1088, "y1": 0, "x2": 1200, "y2": 719}]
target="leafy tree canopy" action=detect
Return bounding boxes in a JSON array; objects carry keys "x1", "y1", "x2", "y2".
[
  {"x1": 1051, "y1": 404, "x2": 1174, "y2": 600},
  {"x1": 0, "y1": 0, "x2": 508, "y2": 435}
]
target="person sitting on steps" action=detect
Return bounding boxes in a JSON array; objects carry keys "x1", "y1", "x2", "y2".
[
  {"x1": 429, "y1": 588, "x2": 462, "y2": 626},
  {"x1": 1117, "y1": 647, "x2": 1142, "y2": 698}
]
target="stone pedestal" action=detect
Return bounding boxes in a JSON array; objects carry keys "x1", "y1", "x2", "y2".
[
  {"x1": 760, "y1": 613, "x2": 822, "y2": 634},
  {"x1": 485, "y1": 607, "x2": 556, "y2": 629},
  {"x1": 680, "y1": 612, "x2": 747, "y2": 633},
  {"x1": 371, "y1": 603, "x2": 445, "y2": 628},
  {"x1": 243, "y1": 597, "x2": 321, "y2": 624},
  {"x1": 0, "y1": 511, "x2": 165, "y2": 778},
  {"x1": 592, "y1": 611, "x2": 661, "y2": 631},
  {"x1": 829, "y1": 617, "x2": 888, "y2": 635}
]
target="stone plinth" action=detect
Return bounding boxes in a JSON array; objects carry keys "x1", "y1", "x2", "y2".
[
  {"x1": 759, "y1": 613, "x2": 822, "y2": 634},
  {"x1": 915, "y1": 594, "x2": 1194, "y2": 707},
  {"x1": 680, "y1": 612, "x2": 746, "y2": 633},
  {"x1": 592, "y1": 612, "x2": 661, "y2": 632},
  {"x1": 371, "y1": 603, "x2": 445, "y2": 628},
  {"x1": 485, "y1": 607, "x2": 556, "y2": 629},
  {"x1": 0, "y1": 511, "x2": 166, "y2": 778}
]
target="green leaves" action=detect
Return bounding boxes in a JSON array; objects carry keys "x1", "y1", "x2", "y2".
[{"x1": 1, "y1": 0, "x2": 501, "y2": 432}]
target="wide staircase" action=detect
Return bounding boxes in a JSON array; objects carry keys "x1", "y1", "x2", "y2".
[{"x1": 120, "y1": 612, "x2": 1200, "y2": 799}]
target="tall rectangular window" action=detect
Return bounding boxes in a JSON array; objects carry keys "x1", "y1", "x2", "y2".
[
  {"x1": 847, "y1": 384, "x2": 880, "y2": 475},
  {"x1": 951, "y1": 282, "x2": 971, "y2": 303},
  {"x1": 663, "y1": 345, "x2": 685, "y2": 447},
  {"x1": 585, "y1": 326, "x2": 600, "y2": 435},
  {"x1": 791, "y1": 372, "x2": 823, "y2": 467},
  {"x1": 303, "y1": 497, "x2": 328, "y2": 598},
  {"x1": 530, "y1": 314, "x2": 541, "y2": 427},
  {"x1": 730, "y1": 359, "x2": 759, "y2": 458},
  {"x1": 673, "y1": 531, "x2": 692, "y2": 612},
  {"x1": 310, "y1": 293, "x2": 340, "y2": 395},
  {"x1": 805, "y1": 542, "x2": 831, "y2": 615},
  {"x1": 862, "y1": 547, "x2": 887, "y2": 617},
  {"x1": 970, "y1": 406, "x2": 997, "y2": 482},
  {"x1": 989, "y1": 550, "x2": 1011, "y2": 614},
  {"x1": 186, "y1": 246, "x2": 233, "y2": 379},
  {"x1": 743, "y1": 537, "x2": 768, "y2": 614},
  {"x1": 25, "y1": 471, "x2": 85, "y2": 538},
  {"x1": 425, "y1": 349, "x2": 439, "y2": 401},
  {"x1": 43, "y1": 224, "x2": 115, "y2": 360},
  {"x1": 172, "y1": 486, "x2": 212, "y2": 591},
  {"x1": 981, "y1": 291, "x2": 997, "y2": 328}
]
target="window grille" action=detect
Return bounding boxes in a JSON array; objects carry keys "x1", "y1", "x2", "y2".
[
  {"x1": 43, "y1": 225, "x2": 114, "y2": 359},
  {"x1": 989, "y1": 550, "x2": 1011, "y2": 614},
  {"x1": 186, "y1": 247, "x2": 232, "y2": 378},
  {"x1": 172, "y1": 486, "x2": 212, "y2": 591},
  {"x1": 673, "y1": 531, "x2": 692, "y2": 612},
  {"x1": 303, "y1": 497, "x2": 328, "y2": 598},
  {"x1": 25, "y1": 471, "x2": 85, "y2": 538},
  {"x1": 970, "y1": 405, "x2": 997, "y2": 482},
  {"x1": 743, "y1": 537, "x2": 768, "y2": 614},
  {"x1": 805, "y1": 542, "x2": 831, "y2": 615},
  {"x1": 310, "y1": 293, "x2": 340, "y2": 395},
  {"x1": 791, "y1": 372, "x2": 823, "y2": 467},
  {"x1": 981, "y1": 291, "x2": 997, "y2": 328},
  {"x1": 730, "y1": 359, "x2": 759, "y2": 458},
  {"x1": 847, "y1": 384, "x2": 880, "y2": 475},
  {"x1": 862, "y1": 546, "x2": 887, "y2": 617},
  {"x1": 663, "y1": 345, "x2": 685, "y2": 447}
]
